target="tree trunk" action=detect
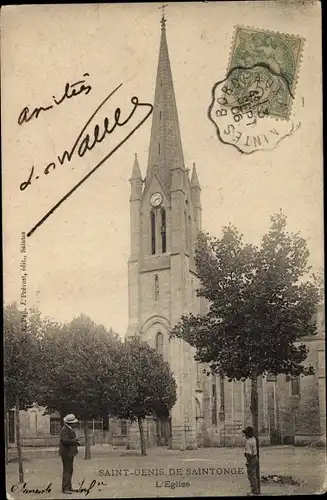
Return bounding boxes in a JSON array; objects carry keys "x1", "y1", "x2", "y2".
[
  {"x1": 250, "y1": 375, "x2": 261, "y2": 494},
  {"x1": 137, "y1": 417, "x2": 147, "y2": 456},
  {"x1": 15, "y1": 395, "x2": 24, "y2": 483},
  {"x1": 126, "y1": 420, "x2": 131, "y2": 450},
  {"x1": 83, "y1": 420, "x2": 91, "y2": 460}
]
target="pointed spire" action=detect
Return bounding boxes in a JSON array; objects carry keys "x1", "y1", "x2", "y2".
[
  {"x1": 130, "y1": 153, "x2": 142, "y2": 181},
  {"x1": 191, "y1": 162, "x2": 201, "y2": 189},
  {"x1": 146, "y1": 13, "x2": 185, "y2": 192}
]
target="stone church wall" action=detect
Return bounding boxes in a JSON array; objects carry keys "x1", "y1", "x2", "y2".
[{"x1": 274, "y1": 335, "x2": 325, "y2": 445}]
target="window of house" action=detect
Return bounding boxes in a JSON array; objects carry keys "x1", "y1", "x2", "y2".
[
  {"x1": 151, "y1": 210, "x2": 156, "y2": 255},
  {"x1": 212, "y1": 383, "x2": 218, "y2": 426},
  {"x1": 156, "y1": 332, "x2": 164, "y2": 356},
  {"x1": 161, "y1": 209, "x2": 166, "y2": 253},
  {"x1": 219, "y1": 378, "x2": 225, "y2": 411},
  {"x1": 291, "y1": 376, "x2": 300, "y2": 396},
  {"x1": 267, "y1": 373, "x2": 277, "y2": 382},
  {"x1": 93, "y1": 419, "x2": 103, "y2": 431},
  {"x1": 120, "y1": 420, "x2": 128, "y2": 436},
  {"x1": 196, "y1": 361, "x2": 201, "y2": 384},
  {"x1": 50, "y1": 418, "x2": 61, "y2": 435},
  {"x1": 103, "y1": 414, "x2": 109, "y2": 431}
]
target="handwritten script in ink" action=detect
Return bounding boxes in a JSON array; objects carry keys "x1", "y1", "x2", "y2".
[
  {"x1": 18, "y1": 76, "x2": 153, "y2": 237},
  {"x1": 77, "y1": 479, "x2": 108, "y2": 497},
  {"x1": 10, "y1": 480, "x2": 107, "y2": 496},
  {"x1": 11, "y1": 482, "x2": 52, "y2": 494},
  {"x1": 18, "y1": 73, "x2": 92, "y2": 126}
]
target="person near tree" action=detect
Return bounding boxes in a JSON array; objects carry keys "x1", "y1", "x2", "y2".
[
  {"x1": 59, "y1": 414, "x2": 80, "y2": 494},
  {"x1": 242, "y1": 426, "x2": 260, "y2": 496}
]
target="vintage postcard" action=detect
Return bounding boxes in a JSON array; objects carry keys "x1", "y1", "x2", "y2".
[{"x1": 2, "y1": 1, "x2": 325, "y2": 498}]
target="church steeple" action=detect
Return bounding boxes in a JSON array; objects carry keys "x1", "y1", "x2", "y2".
[
  {"x1": 127, "y1": 14, "x2": 202, "y2": 450},
  {"x1": 145, "y1": 14, "x2": 185, "y2": 192},
  {"x1": 191, "y1": 162, "x2": 201, "y2": 191},
  {"x1": 130, "y1": 153, "x2": 142, "y2": 181},
  {"x1": 130, "y1": 153, "x2": 143, "y2": 202}
]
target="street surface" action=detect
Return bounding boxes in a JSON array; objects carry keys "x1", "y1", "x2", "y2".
[{"x1": 6, "y1": 445, "x2": 326, "y2": 498}]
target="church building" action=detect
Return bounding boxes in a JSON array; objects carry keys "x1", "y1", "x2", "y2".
[{"x1": 125, "y1": 15, "x2": 326, "y2": 450}]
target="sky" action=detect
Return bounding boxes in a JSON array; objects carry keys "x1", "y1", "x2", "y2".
[{"x1": 2, "y1": 2, "x2": 323, "y2": 336}]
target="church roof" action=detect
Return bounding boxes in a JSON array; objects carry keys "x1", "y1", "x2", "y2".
[{"x1": 145, "y1": 15, "x2": 185, "y2": 193}]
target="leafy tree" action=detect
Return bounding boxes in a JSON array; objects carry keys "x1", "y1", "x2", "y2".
[
  {"x1": 312, "y1": 267, "x2": 324, "y2": 302},
  {"x1": 171, "y1": 212, "x2": 320, "y2": 492},
  {"x1": 37, "y1": 314, "x2": 120, "y2": 459},
  {"x1": 114, "y1": 337, "x2": 177, "y2": 455},
  {"x1": 4, "y1": 302, "x2": 40, "y2": 481}
]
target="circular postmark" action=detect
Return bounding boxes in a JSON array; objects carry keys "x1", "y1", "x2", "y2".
[{"x1": 208, "y1": 64, "x2": 301, "y2": 154}]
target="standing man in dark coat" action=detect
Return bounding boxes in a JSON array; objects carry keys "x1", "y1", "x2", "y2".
[{"x1": 59, "y1": 414, "x2": 80, "y2": 494}]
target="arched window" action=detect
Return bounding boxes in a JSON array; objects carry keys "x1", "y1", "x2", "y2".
[
  {"x1": 184, "y1": 210, "x2": 188, "y2": 252},
  {"x1": 219, "y1": 377, "x2": 225, "y2": 421},
  {"x1": 151, "y1": 210, "x2": 156, "y2": 255},
  {"x1": 291, "y1": 376, "x2": 300, "y2": 396},
  {"x1": 156, "y1": 332, "x2": 164, "y2": 357},
  {"x1": 196, "y1": 361, "x2": 201, "y2": 384},
  {"x1": 195, "y1": 399, "x2": 201, "y2": 419},
  {"x1": 161, "y1": 208, "x2": 166, "y2": 253},
  {"x1": 188, "y1": 215, "x2": 193, "y2": 257}
]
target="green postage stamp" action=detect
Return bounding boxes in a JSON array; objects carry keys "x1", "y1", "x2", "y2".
[{"x1": 227, "y1": 26, "x2": 305, "y2": 120}]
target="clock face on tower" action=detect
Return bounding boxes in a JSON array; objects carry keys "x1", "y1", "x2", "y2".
[{"x1": 150, "y1": 192, "x2": 163, "y2": 207}]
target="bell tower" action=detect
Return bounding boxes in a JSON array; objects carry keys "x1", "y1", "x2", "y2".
[{"x1": 126, "y1": 13, "x2": 202, "y2": 450}]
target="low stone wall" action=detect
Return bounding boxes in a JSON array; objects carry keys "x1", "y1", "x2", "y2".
[
  {"x1": 21, "y1": 436, "x2": 59, "y2": 447},
  {"x1": 215, "y1": 431, "x2": 270, "y2": 447},
  {"x1": 294, "y1": 434, "x2": 325, "y2": 446},
  {"x1": 110, "y1": 435, "x2": 128, "y2": 447},
  {"x1": 16, "y1": 434, "x2": 94, "y2": 447}
]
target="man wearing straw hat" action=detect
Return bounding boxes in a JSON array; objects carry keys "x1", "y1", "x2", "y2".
[{"x1": 59, "y1": 414, "x2": 80, "y2": 494}]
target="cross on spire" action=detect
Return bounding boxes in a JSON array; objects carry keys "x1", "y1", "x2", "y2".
[{"x1": 159, "y1": 3, "x2": 168, "y2": 29}]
